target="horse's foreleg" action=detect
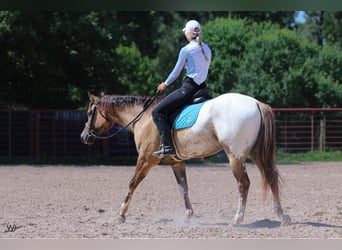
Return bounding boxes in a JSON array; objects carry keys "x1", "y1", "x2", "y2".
[
  {"x1": 229, "y1": 156, "x2": 250, "y2": 226},
  {"x1": 117, "y1": 156, "x2": 159, "y2": 223},
  {"x1": 171, "y1": 162, "x2": 194, "y2": 218},
  {"x1": 117, "y1": 170, "x2": 146, "y2": 223}
]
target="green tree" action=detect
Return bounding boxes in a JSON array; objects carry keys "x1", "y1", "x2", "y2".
[
  {"x1": 1, "y1": 11, "x2": 341, "y2": 109},
  {"x1": 115, "y1": 43, "x2": 160, "y2": 95},
  {"x1": 0, "y1": 11, "x2": 124, "y2": 109},
  {"x1": 236, "y1": 27, "x2": 313, "y2": 106},
  {"x1": 322, "y1": 11, "x2": 342, "y2": 48},
  {"x1": 295, "y1": 11, "x2": 342, "y2": 47},
  {"x1": 202, "y1": 17, "x2": 342, "y2": 108},
  {"x1": 312, "y1": 45, "x2": 342, "y2": 107},
  {"x1": 232, "y1": 11, "x2": 295, "y2": 27},
  {"x1": 203, "y1": 18, "x2": 251, "y2": 95},
  {"x1": 235, "y1": 24, "x2": 342, "y2": 107}
]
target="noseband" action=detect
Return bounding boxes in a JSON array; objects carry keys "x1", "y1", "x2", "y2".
[
  {"x1": 85, "y1": 92, "x2": 160, "y2": 140},
  {"x1": 85, "y1": 103, "x2": 101, "y2": 139}
]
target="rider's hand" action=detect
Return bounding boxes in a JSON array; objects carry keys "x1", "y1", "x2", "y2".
[{"x1": 156, "y1": 82, "x2": 167, "y2": 94}]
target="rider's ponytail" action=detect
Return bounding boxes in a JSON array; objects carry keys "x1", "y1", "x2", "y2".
[{"x1": 196, "y1": 35, "x2": 209, "y2": 63}]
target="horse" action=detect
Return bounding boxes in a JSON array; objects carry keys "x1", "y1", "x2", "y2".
[{"x1": 80, "y1": 92, "x2": 291, "y2": 226}]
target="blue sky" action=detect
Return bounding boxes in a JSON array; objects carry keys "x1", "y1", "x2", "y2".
[{"x1": 296, "y1": 11, "x2": 306, "y2": 23}]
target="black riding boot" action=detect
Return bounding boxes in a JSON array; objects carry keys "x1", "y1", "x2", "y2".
[{"x1": 152, "y1": 114, "x2": 176, "y2": 157}]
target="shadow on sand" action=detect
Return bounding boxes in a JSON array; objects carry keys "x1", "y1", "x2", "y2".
[
  {"x1": 156, "y1": 217, "x2": 341, "y2": 230},
  {"x1": 155, "y1": 217, "x2": 229, "y2": 227},
  {"x1": 294, "y1": 221, "x2": 342, "y2": 229},
  {"x1": 238, "y1": 219, "x2": 281, "y2": 229},
  {"x1": 237, "y1": 219, "x2": 342, "y2": 229}
]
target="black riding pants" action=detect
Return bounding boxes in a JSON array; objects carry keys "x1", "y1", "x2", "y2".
[{"x1": 152, "y1": 77, "x2": 205, "y2": 146}]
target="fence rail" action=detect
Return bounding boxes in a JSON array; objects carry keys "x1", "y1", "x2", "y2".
[
  {"x1": 0, "y1": 110, "x2": 137, "y2": 161},
  {"x1": 273, "y1": 108, "x2": 342, "y2": 152},
  {"x1": 0, "y1": 108, "x2": 341, "y2": 161}
]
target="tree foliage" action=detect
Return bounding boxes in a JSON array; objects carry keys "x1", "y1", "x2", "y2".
[
  {"x1": 236, "y1": 26, "x2": 320, "y2": 107},
  {"x1": 203, "y1": 18, "x2": 251, "y2": 94},
  {"x1": 0, "y1": 11, "x2": 341, "y2": 109},
  {"x1": 205, "y1": 18, "x2": 342, "y2": 107}
]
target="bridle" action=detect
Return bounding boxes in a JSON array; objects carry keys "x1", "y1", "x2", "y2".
[{"x1": 85, "y1": 92, "x2": 160, "y2": 140}]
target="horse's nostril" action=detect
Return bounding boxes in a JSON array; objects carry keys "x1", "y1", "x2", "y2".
[
  {"x1": 87, "y1": 136, "x2": 95, "y2": 144},
  {"x1": 80, "y1": 132, "x2": 94, "y2": 145}
]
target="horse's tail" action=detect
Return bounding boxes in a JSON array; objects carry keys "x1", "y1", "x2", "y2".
[{"x1": 250, "y1": 101, "x2": 283, "y2": 202}]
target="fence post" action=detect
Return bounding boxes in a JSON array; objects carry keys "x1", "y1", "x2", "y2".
[
  {"x1": 311, "y1": 111, "x2": 315, "y2": 151},
  {"x1": 52, "y1": 112, "x2": 56, "y2": 160},
  {"x1": 319, "y1": 116, "x2": 326, "y2": 152},
  {"x1": 8, "y1": 111, "x2": 12, "y2": 158},
  {"x1": 35, "y1": 111, "x2": 40, "y2": 161}
]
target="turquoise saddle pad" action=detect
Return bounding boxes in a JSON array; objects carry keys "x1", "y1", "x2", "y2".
[{"x1": 173, "y1": 101, "x2": 207, "y2": 130}]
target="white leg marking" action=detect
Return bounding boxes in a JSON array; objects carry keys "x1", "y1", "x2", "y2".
[
  {"x1": 274, "y1": 200, "x2": 291, "y2": 226},
  {"x1": 234, "y1": 194, "x2": 245, "y2": 225}
]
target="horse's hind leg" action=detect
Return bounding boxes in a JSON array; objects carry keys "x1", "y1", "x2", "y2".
[
  {"x1": 252, "y1": 155, "x2": 292, "y2": 226},
  {"x1": 228, "y1": 154, "x2": 250, "y2": 226},
  {"x1": 269, "y1": 178, "x2": 292, "y2": 226},
  {"x1": 251, "y1": 153, "x2": 291, "y2": 225},
  {"x1": 171, "y1": 162, "x2": 194, "y2": 218}
]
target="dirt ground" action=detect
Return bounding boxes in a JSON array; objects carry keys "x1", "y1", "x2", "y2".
[{"x1": 0, "y1": 162, "x2": 341, "y2": 239}]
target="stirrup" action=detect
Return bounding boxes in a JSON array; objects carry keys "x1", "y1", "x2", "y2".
[{"x1": 152, "y1": 144, "x2": 176, "y2": 158}]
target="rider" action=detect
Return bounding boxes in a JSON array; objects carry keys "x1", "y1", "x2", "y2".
[{"x1": 152, "y1": 20, "x2": 212, "y2": 157}]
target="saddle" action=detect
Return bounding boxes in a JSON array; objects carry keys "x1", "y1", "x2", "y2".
[
  {"x1": 168, "y1": 87, "x2": 211, "y2": 130},
  {"x1": 191, "y1": 87, "x2": 211, "y2": 104}
]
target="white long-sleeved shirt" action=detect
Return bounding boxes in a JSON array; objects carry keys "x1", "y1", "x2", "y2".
[{"x1": 164, "y1": 39, "x2": 211, "y2": 86}]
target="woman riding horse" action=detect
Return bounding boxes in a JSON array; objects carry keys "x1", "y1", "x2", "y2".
[
  {"x1": 80, "y1": 20, "x2": 291, "y2": 226},
  {"x1": 152, "y1": 20, "x2": 212, "y2": 157}
]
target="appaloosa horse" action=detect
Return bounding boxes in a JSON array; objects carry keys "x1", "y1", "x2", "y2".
[{"x1": 80, "y1": 92, "x2": 291, "y2": 226}]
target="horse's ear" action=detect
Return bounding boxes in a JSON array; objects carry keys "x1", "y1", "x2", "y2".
[{"x1": 87, "y1": 91, "x2": 96, "y2": 102}]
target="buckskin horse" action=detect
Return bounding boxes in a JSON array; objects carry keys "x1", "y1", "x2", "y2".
[{"x1": 80, "y1": 92, "x2": 291, "y2": 226}]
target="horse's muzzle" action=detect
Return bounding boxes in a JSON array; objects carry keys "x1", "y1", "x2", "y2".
[{"x1": 80, "y1": 130, "x2": 95, "y2": 145}]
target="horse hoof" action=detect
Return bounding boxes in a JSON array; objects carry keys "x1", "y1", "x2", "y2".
[
  {"x1": 186, "y1": 209, "x2": 194, "y2": 217},
  {"x1": 233, "y1": 215, "x2": 244, "y2": 226},
  {"x1": 184, "y1": 213, "x2": 193, "y2": 223},
  {"x1": 233, "y1": 217, "x2": 243, "y2": 226},
  {"x1": 117, "y1": 215, "x2": 126, "y2": 224},
  {"x1": 281, "y1": 214, "x2": 291, "y2": 226}
]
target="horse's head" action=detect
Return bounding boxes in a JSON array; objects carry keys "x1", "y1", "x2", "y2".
[{"x1": 80, "y1": 93, "x2": 113, "y2": 145}]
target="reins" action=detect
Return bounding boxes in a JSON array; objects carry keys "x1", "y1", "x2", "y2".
[{"x1": 87, "y1": 92, "x2": 160, "y2": 140}]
